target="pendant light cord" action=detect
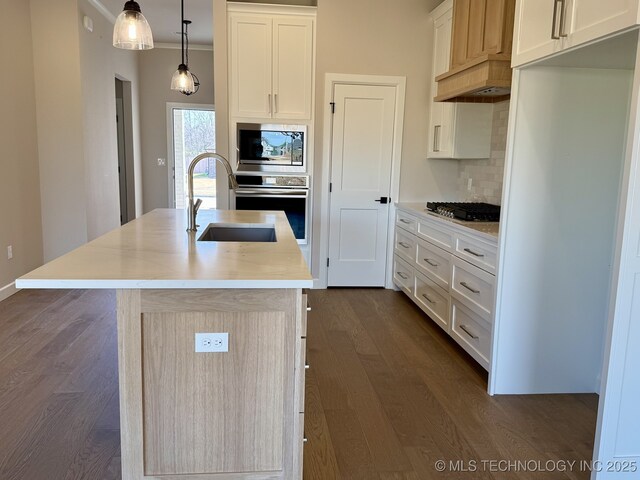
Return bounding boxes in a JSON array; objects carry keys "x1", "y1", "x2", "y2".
[{"x1": 180, "y1": 0, "x2": 185, "y2": 65}]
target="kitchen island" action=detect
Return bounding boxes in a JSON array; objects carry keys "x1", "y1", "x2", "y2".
[{"x1": 17, "y1": 209, "x2": 313, "y2": 480}]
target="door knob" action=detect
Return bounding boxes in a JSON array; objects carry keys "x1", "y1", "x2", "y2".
[{"x1": 375, "y1": 197, "x2": 389, "y2": 204}]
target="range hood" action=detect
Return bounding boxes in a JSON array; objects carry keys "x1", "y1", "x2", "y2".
[
  {"x1": 435, "y1": 0, "x2": 515, "y2": 103},
  {"x1": 434, "y1": 54, "x2": 512, "y2": 102}
]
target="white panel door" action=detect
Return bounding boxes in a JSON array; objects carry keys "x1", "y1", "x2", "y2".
[
  {"x1": 229, "y1": 15, "x2": 272, "y2": 118},
  {"x1": 328, "y1": 84, "x2": 396, "y2": 286},
  {"x1": 272, "y1": 16, "x2": 314, "y2": 120}
]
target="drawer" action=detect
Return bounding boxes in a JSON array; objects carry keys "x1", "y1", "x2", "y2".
[
  {"x1": 414, "y1": 271, "x2": 450, "y2": 331},
  {"x1": 394, "y1": 229, "x2": 417, "y2": 263},
  {"x1": 295, "y1": 338, "x2": 307, "y2": 414},
  {"x1": 393, "y1": 255, "x2": 414, "y2": 295},
  {"x1": 417, "y1": 218, "x2": 454, "y2": 252},
  {"x1": 450, "y1": 300, "x2": 491, "y2": 370},
  {"x1": 416, "y1": 238, "x2": 451, "y2": 290},
  {"x1": 451, "y1": 257, "x2": 495, "y2": 321},
  {"x1": 454, "y1": 233, "x2": 497, "y2": 274},
  {"x1": 396, "y1": 210, "x2": 417, "y2": 233}
]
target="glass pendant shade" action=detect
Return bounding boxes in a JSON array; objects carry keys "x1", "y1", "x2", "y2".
[
  {"x1": 171, "y1": 64, "x2": 196, "y2": 95},
  {"x1": 113, "y1": 1, "x2": 154, "y2": 50}
]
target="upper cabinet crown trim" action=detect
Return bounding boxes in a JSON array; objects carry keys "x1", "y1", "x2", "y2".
[{"x1": 227, "y1": 2, "x2": 317, "y2": 16}]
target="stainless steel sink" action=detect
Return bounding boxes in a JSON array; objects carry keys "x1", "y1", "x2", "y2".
[{"x1": 197, "y1": 223, "x2": 277, "y2": 242}]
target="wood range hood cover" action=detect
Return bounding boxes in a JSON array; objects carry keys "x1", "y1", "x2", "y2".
[{"x1": 435, "y1": 0, "x2": 515, "y2": 102}]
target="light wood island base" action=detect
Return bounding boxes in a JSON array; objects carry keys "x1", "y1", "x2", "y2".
[{"x1": 116, "y1": 288, "x2": 308, "y2": 480}]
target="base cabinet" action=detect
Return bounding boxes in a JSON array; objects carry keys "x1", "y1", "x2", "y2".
[
  {"x1": 117, "y1": 288, "x2": 306, "y2": 480},
  {"x1": 392, "y1": 205, "x2": 497, "y2": 370}
]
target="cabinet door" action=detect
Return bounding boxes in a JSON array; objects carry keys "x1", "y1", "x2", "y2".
[
  {"x1": 512, "y1": 0, "x2": 564, "y2": 67},
  {"x1": 272, "y1": 17, "x2": 314, "y2": 120},
  {"x1": 565, "y1": 0, "x2": 638, "y2": 49},
  {"x1": 229, "y1": 15, "x2": 273, "y2": 119},
  {"x1": 428, "y1": 5, "x2": 454, "y2": 158}
]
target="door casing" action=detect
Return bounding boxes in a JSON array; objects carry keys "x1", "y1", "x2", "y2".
[{"x1": 317, "y1": 73, "x2": 406, "y2": 289}]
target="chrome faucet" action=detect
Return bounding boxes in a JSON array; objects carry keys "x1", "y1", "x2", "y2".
[{"x1": 187, "y1": 152, "x2": 239, "y2": 232}]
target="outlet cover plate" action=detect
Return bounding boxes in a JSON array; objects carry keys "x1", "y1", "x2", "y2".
[{"x1": 195, "y1": 333, "x2": 229, "y2": 353}]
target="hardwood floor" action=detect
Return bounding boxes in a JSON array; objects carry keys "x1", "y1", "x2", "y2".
[{"x1": 0, "y1": 288, "x2": 598, "y2": 479}]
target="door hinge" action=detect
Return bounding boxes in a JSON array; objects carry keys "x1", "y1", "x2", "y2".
[
  {"x1": 329, "y1": 182, "x2": 332, "y2": 193},
  {"x1": 327, "y1": 258, "x2": 330, "y2": 267},
  {"x1": 330, "y1": 102, "x2": 335, "y2": 114}
]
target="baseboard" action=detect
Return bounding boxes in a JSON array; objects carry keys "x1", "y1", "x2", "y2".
[{"x1": 0, "y1": 282, "x2": 19, "y2": 302}]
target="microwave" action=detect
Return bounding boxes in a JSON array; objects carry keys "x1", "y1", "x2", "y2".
[{"x1": 237, "y1": 123, "x2": 306, "y2": 173}]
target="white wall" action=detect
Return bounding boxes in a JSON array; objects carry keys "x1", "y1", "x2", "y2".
[
  {"x1": 30, "y1": 0, "x2": 88, "y2": 262},
  {"x1": 78, "y1": 0, "x2": 143, "y2": 237},
  {"x1": 0, "y1": 0, "x2": 44, "y2": 294},
  {"x1": 139, "y1": 48, "x2": 215, "y2": 212}
]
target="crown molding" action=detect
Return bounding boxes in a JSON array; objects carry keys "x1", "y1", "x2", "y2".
[{"x1": 88, "y1": 0, "x2": 117, "y2": 24}]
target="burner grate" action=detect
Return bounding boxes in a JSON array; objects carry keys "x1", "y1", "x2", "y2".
[{"x1": 426, "y1": 202, "x2": 500, "y2": 222}]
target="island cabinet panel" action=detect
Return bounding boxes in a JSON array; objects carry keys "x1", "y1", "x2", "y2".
[
  {"x1": 117, "y1": 289, "x2": 304, "y2": 480},
  {"x1": 142, "y1": 311, "x2": 287, "y2": 475}
]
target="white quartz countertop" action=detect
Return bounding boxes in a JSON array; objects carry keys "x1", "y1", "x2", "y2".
[
  {"x1": 396, "y1": 203, "x2": 500, "y2": 241},
  {"x1": 16, "y1": 209, "x2": 313, "y2": 289}
]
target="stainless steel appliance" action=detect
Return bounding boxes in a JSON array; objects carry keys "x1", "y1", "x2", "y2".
[
  {"x1": 234, "y1": 174, "x2": 310, "y2": 244},
  {"x1": 237, "y1": 123, "x2": 306, "y2": 173}
]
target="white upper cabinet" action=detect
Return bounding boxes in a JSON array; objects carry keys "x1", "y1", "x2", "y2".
[
  {"x1": 228, "y1": 4, "x2": 315, "y2": 121},
  {"x1": 512, "y1": 0, "x2": 639, "y2": 67},
  {"x1": 428, "y1": 0, "x2": 493, "y2": 160}
]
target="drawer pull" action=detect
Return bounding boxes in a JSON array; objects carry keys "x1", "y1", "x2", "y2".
[
  {"x1": 399, "y1": 219, "x2": 412, "y2": 224},
  {"x1": 306, "y1": 306, "x2": 311, "y2": 312},
  {"x1": 424, "y1": 258, "x2": 439, "y2": 267},
  {"x1": 460, "y1": 281, "x2": 480, "y2": 294},
  {"x1": 397, "y1": 272, "x2": 409, "y2": 280},
  {"x1": 398, "y1": 241, "x2": 411, "y2": 249},
  {"x1": 421, "y1": 293, "x2": 436, "y2": 304},
  {"x1": 305, "y1": 364, "x2": 310, "y2": 370},
  {"x1": 303, "y1": 437, "x2": 308, "y2": 443},
  {"x1": 459, "y1": 324, "x2": 479, "y2": 340},
  {"x1": 464, "y1": 248, "x2": 485, "y2": 258}
]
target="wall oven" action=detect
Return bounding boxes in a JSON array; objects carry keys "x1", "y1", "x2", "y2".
[
  {"x1": 237, "y1": 123, "x2": 306, "y2": 173},
  {"x1": 234, "y1": 174, "x2": 310, "y2": 244}
]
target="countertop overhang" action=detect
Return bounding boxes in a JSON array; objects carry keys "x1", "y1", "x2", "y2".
[{"x1": 16, "y1": 209, "x2": 313, "y2": 289}]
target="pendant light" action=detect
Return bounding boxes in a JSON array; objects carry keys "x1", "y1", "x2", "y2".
[
  {"x1": 171, "y1": 1, "x2": 200, "y2": 96},
  {"x1": 113, "y1": 1, "x2": 154, "y2": 50}
]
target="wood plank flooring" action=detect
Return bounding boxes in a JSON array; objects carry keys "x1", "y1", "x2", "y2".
[{"x1": 0, "y1": 288, "x2": 598, "y2": 479}]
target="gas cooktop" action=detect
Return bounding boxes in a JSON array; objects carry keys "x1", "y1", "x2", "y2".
[{"x1": 426, "y1": 202, "x2": 501, "y2": 222}]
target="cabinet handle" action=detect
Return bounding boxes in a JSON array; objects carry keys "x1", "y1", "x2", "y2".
[
  {"x1": 459, "y1": 324, "x2": 479, "y2": 340},
  {"x1": 306, "y1": 306, "x2": 311, "y2": 312},
  {"x1": 551, "y1": 0, "x2": 562, "y2": 39},
  {"x1": 268, "y1": 93, "x2": 272, "y2": 114},
  {"x1": 303, "y1": 437, "x2": 308, "y2": 443},
  {"x1": 305, "y1": 364, "x2": 310, "y2": 370},
  {"x1": 398, "y1": 241, "x2": 411, "y2": 249},
  {"x1": 421, "y1": 293, "x2": 436, "y2": 304},
  {"x1": 433, "y1": 125, "x2": 441, "y2": 152},
  {"x1": 397, "y1": 272, "x2": 409, "y2": 280},
  {"x1": 424, "y1": 258, "x2": 439, "y2": 267},
  {"x1": 274, "y1": 93, "x2": 279, "y2": 113},
  {"x1": 399, "y1": 218, "x2": 412, "y2": 224},
  {"x1": 558, "y1": 0, "x2": 568, "y2": 37},
  {"x1": 463, "y1": 247, "x2": 484, "y2": 257},
  {"x1": 460, "y1": 281, "x2": 480, "y2": 294}
]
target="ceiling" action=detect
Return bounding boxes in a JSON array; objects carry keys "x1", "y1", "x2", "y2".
[{"x1": 99, "y1": 0, "x2": 213, "y2": 45}]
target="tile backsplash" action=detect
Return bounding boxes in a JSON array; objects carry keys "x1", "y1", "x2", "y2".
[{"x1": 458, "y1": 100, "x2": 510, "y2": 205}]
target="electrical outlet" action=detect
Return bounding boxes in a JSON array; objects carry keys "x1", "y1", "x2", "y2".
[
  {"x1": 7, "y1": 245, "x2": 13, "y2": 260},
  {"x1": 157, "y1": 158, "x2": 166, "y2": 166},
  {"x1": 467, "y1": 178, "x2": 473, "y2": 191},
  {"x1": 195, "y1": 333, "x2": 229, "y2": 353}
]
